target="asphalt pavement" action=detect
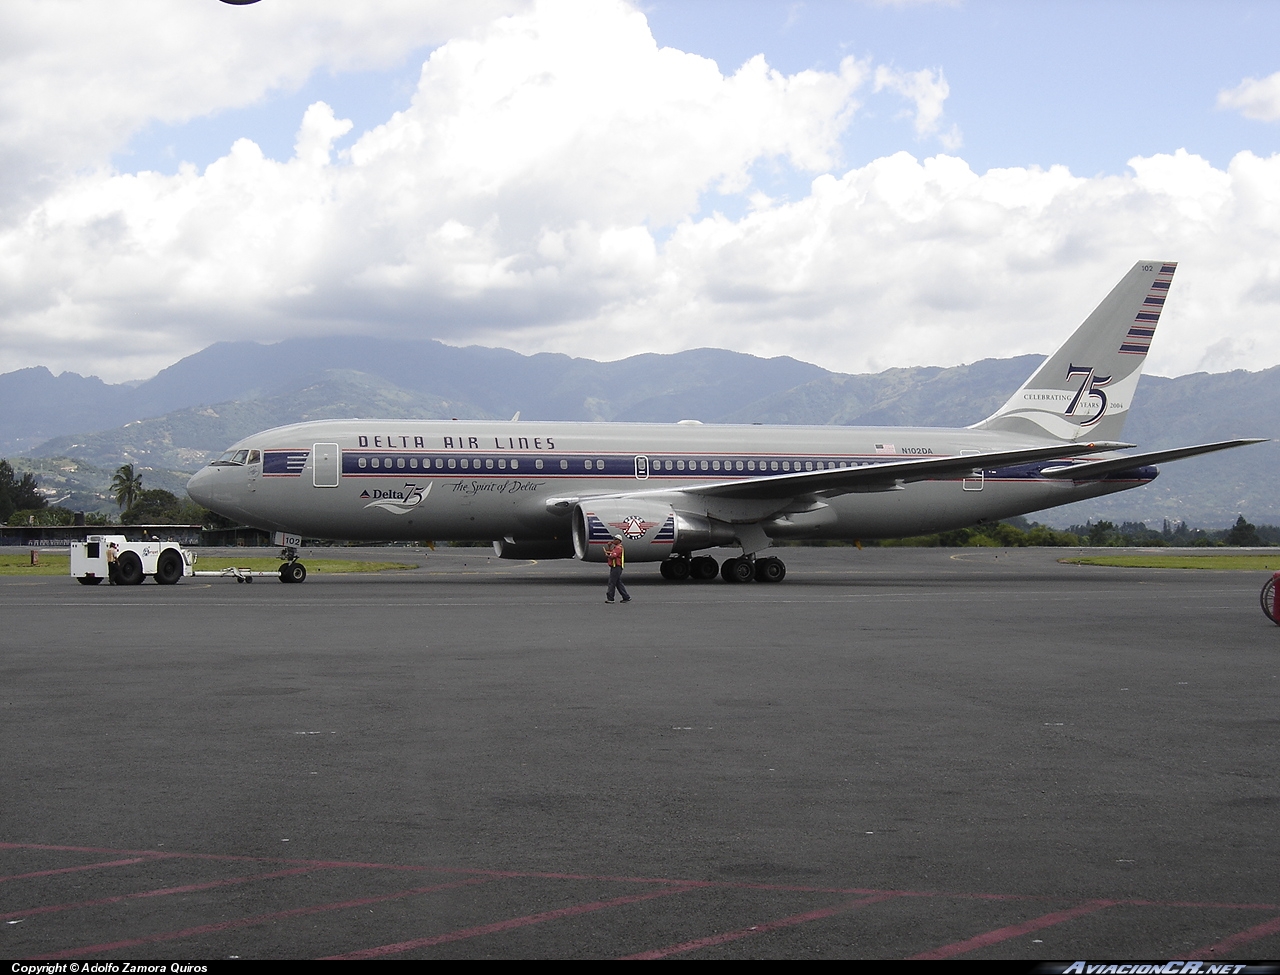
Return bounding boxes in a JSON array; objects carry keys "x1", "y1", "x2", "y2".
[{"x1": 1, "y1": 545, "x2": 1277, "y2": 959}]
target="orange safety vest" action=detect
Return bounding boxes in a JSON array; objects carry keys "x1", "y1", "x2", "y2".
[{"x1": 606, "y1": 542, "x2": 624, "y2": 568}]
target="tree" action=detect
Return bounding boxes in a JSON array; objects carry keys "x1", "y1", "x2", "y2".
[
  {"x1": 0, "y1": 459, "x2": 46, "y2": 524},
  {"x1": 1226, "y1": 515, "x2": 1260, "y2": 547},
  {"x1": 122, "y1": 489, "x2": 182, "y2": 525},
  {"x1": 111, "y1": 464, "x2": 142, "y2": 511}
]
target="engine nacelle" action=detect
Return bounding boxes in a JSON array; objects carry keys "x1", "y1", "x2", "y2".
[{"x1": 572, "y1": 500, "x2": 734, "y2": 562}]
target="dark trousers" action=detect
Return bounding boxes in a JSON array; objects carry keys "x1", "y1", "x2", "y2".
[{"x1": 607, "y1": 565, "x2": 629, "y2": 601}]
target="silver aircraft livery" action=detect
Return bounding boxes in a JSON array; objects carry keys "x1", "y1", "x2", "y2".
[{"x1": 186, "y1": 262, "x2": 1263, "y2": 583}]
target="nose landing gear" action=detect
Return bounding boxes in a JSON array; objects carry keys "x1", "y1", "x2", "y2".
[{"x1": 277, "y1": 542, "x2": 307, "y2": 583}]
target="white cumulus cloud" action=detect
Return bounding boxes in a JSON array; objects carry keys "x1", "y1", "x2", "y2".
[
  {"x1": 2, "y1": 0, "x2": 1280, "y2": 388},
  {"x1": 1217, "y1": 71, "x2": 1280, "y2": 122}
]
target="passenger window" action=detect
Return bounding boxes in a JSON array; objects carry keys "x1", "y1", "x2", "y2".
[
  {"x1": 700, "y1": 460, "x2": 709, "y2": 471},
  {"x1": 806, "y1": 462, "x2": 813, "y2": 471},
  {"x1": 747, "y1": 460, "x2": 755, "y2": 470},
  {"x1": 584, "y1": 460, "x2": 592, "y2": 470},
  {"x1": 448, "y1": 458, "x2": 456, "y2": 469},
  {"x1": 597, "y1": 460, "x2": 605, "y2": 471},
  {"x1": 384, "y1": 458, "x2": 392, "y2": 467},
  {"x1": 712, "y1": 460, "x2": 720, "y2": 470},
  {"x1": 486, "y1": 459, "x2": 494, "y2": 469},
  {"x1": 736, "y1": 461, "x2": 744, "y2": 471},
  {"x1": 460, "y1": 459, "x2": 469, "y2": 469},
  {"x1": 535, "y1": 459, "x2": 543, "y2": 470},
  {"x1": 510, "y1": 459, "x2": 518, "y2": 470},
  {"x1": 398, "y1": 458, "x2": 406, "y2": 469},
  {"x1": 371, "y1": 457, "x2": 380, "y2": 469},
  {"x1": 436, "y1": 458, "x2": 444, "y2": 469},
  {"x1": 410, "y1": 458, "x2": 418, "y2": 469},
  {"x1": 677, "y1": 460, "x2": 685, "y2": 470},
  {"x1": 559, "y1": 459, "x2": 568, "y2": 470},
  {"x1": 358, "y1": 457, "x2": 367, "y2": 469}
]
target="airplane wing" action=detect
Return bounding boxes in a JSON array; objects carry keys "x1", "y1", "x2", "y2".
[
  {"x1": 546, "y1": 440, "x2": 1131, "y2": 511},
  {"x1": 1037, "y1": 438, "x2": 1268, "y2": 480}
]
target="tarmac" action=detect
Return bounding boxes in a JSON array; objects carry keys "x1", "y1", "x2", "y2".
[{"x1": 1, "y1": 545, "x2": 1278, "y2": 960}]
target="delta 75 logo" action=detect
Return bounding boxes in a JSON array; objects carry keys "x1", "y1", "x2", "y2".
[
  {"x1": 1064, "y1": 363, "x2": 1112, "y2": 425},
  {"x1": 361, "y1": 482, "x2": 430, "y2": 515}
]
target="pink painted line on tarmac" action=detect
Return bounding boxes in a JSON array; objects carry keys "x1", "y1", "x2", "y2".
[
  {"x1": 622, "y1": 891, "x2": 905, "y2": 959},
  {"x1": 327, "y1": 884, "x2": 699, "y2": 959},
  {"x1": 0, "y1": 854, "x2": 171, "y2": 883},
  {"x1": 1192, "y1": 913, "x2": 1280, "y2": 957},
  {"x1": 32, "y1": 877, "x2": 491, "y2": 960},
  {"x1": 0, "y1": 866, "x2": 324, "y2": 922},
  {"x1": 909, "y1": 899, "x2": 1119, "y2": 959}
]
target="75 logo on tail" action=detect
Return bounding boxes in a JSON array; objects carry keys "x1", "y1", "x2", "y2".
[{"x1": 1065, "y1": 364, "x2": 1112, "y2": 425}]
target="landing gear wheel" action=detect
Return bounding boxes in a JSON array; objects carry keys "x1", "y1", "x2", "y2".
[
  {"x1": 721, "y1": 557, "x2": 754, "y2": 583},
  {"x1": 690, "y1": 556, "x2": 719, "y2": 581},
  {"x1": 1262, "y1": 576, "x2": 1278, "y2": 624},
  {"x1": 661, "y1": 557, "x2": 690, "y2": 581},
  {"x1": 754, "y1": 557, "x2": 786, "y2": 583},
  {"x1": 116, "y1": 551, "x2": 144, "y2": 586},
  {"x1": 280, "y1": 561, "x2": 307, "y2": 584},
  {"x1": 155, "y1": 550, "x2": 183, "y2": 585}
]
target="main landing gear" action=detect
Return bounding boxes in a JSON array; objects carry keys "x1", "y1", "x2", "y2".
[{"x1": 659, "y1": 554, "x2": 786, "y2": 584}]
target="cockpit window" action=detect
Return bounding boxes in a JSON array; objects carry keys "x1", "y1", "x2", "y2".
[
  {"x1": 247, "y1": 450, "x2": 261, "y2": 464},
  {"x1": 210, "y1": 449, "x2": 251, "y2": 467}
]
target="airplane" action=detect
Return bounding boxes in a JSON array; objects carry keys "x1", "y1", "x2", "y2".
[{"x1": 186, "y1": 260, "x2": 1264, "y2": 584}]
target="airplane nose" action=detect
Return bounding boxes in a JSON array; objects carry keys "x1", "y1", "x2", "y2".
[{"x1": 186, "y1": 467, "x2": 215, "y2": 508}]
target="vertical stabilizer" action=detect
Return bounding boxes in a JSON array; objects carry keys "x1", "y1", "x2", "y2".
[{"x1": 971, "y1": 261, "x2": 1176, "y2": 441}]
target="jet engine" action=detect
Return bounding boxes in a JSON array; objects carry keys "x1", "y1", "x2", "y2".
[{"x1": 572, "y1": 500, "x2": 734, "y2": 562}]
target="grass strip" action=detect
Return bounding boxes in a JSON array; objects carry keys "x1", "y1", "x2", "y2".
[
  {"x1": 0, "y1": 554, "x2": 417, "y2": 576},
  {"x1": 1062, "y1": 555, "x2": 1280, "y2": 570}
]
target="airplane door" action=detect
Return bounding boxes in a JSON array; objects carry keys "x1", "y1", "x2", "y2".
[
  {"x1": 961, "y1": 450, "x2": 984, "y2": 491},
  {"x1": 313, "y1": 443, "x2": 340, "y2": 488},
  {"x1": 634, "y1": 455, "x2": 649, "y2": 479},
  {"x1": 247, "y1": 449, "x2": 261, "y2": 492}
]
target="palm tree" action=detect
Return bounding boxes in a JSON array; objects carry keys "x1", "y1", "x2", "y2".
[{"x1": 111, "y1": 464, "x2": 142, "y2": 512}]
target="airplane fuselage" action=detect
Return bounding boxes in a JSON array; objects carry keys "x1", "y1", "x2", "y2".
[{"x1": 186, "y1": 417, "x2": 1150, "y2": 549}]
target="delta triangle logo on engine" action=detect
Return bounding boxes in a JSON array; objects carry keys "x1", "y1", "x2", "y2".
[{"x1": 361, "y1": 482, "x2": 430, "y2": 515}]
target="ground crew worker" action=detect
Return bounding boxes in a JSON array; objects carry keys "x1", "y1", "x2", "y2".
[
  {"x1": 605, "y1": 534, "x2": 630, "y2": 603},
  {"x1": 106, "y1": 541, "x2": 119, "y2": 584}
]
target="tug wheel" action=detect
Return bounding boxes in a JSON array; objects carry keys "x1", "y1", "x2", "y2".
[{"x1": 1262, "y1": 576, "x2": 1279, "y2": 625}]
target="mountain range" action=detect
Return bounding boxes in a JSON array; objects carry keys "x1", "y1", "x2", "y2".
[{"x1": 3, "y1": 337, "x2": 1276, "y2": 527}]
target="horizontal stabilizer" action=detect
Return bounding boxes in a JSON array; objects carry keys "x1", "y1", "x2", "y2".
[{"x1": 1038, "y1": 438, "x2": 1268, "y2": 480}]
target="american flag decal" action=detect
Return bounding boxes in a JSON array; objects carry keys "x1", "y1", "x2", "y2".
[
  {"x1": 263, "y1": 450, "x2": 311, "y2": 475},
  {"x1": 1119, "y1": 263, "x2": 1176, "y2": 355}
]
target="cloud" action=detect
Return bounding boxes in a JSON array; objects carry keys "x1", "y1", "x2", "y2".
[
  {"x1": 1217, "y1": 71, "x2": 1280, "y2": 122},
  {"x1": 2, "y1": 0, "x2": 1280, "y2": 387},
  {"x1": 873, "y1": 65, "x2": 954, "y2": 140},
  {"x1": 0, "y1": 0, "x2": 525, "y2": 214}
]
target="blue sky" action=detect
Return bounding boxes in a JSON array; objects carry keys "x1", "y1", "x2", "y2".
[{"x1": 5, "y1": 0, "x2": 1280, "y2": 383}]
